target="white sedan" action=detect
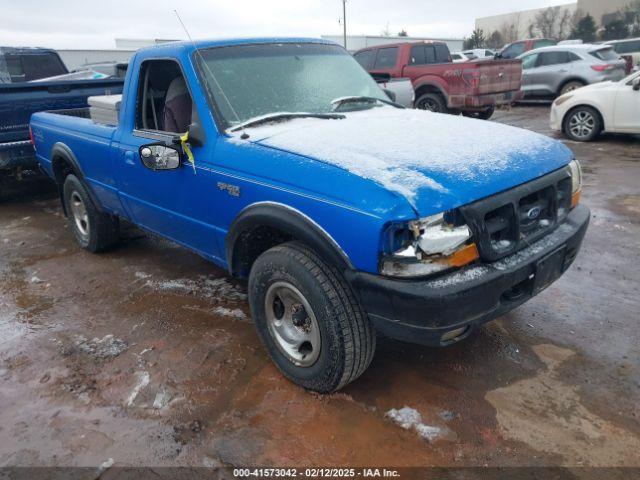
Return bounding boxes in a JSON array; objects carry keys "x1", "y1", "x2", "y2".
[{"x1": 550, "y1": 71, "x2": 640, "y2": 141}]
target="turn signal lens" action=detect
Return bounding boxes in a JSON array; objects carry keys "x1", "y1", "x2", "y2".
[
  {"x1": 571, "y1": 189, "x2": 581, "y2": 209},
  {"x1": 448, "y1": 243, "x2": 480, "y2": 267}
]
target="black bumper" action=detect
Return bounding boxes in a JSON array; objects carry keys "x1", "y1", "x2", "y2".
[{"x1": 346, "y1": 204, "x2": 590, "y2": 347}]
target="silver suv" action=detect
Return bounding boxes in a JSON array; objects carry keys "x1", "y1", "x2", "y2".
[{"x1": 518, "y1": 44, "x2": 627, "y2": 98}]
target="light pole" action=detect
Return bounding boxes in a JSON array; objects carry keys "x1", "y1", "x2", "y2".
[{"x1": 342, "y1": 0, "x2": 347, "y2": 50}]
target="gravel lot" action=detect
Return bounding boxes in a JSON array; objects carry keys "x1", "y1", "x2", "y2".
[{"x1": 0, "y1": 106, "x2": 638, "y2": 472}]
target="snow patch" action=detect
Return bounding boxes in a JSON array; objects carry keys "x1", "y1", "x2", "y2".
[
  {"x1": 212, "y1": 306, "x2": 247, "y2": 320},
  {"x1": 74, "y1": 334, "x2": 128, "y2": 359},
  {"x1": 386, "y1": 406, "x2": 453, "y2": 442},
  {"x1": 232, "y1": 108, "x2": 558, "y2": 203},
  {"x1": 126, "y1": 371, "x2": 150, "y2": 406},
  {"x1": 144, "y1": 275, "x2": 246, "y2": 302}
]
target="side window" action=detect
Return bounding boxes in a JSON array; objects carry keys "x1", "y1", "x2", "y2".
[
  {"x1": 374, "y1": 47, "x2": 399, "y2": 69},
  {"x1": 5, "y1": 55, "x2": 25, "y2": 82},
  {"x1": 485, "y1": 50, "x2": 494, "y2": 57},
  {"x1": 354, "y1": 50, "x2": 375, "y2": 70},
  {"x1": 502, "y1": 42, "x2": 525, "y2": 59},
  {"x1": 521, "y1": 53, "x2": 539, "y2": 70},
  {"x1": 539, "y1": 51, "x2": 570, "y2": 66},
  {"x1": 424, "y1": 46, "x2": 436, "y2": 64},
  {"x1": 409, "y1": 45, "x2": 425, "y2": 65},
  {"x1": 534, "y1": 39, "x2": 557, "y2": 49},
  {"x1": 569, "y1": 52, "x2": 582, "y2": 62},
  {"x1": 136, "y1": 60, "x2": 194, "y2": 134},
  {"x1": 434, "y1": 44, "x2": 450, "y2": 63}
]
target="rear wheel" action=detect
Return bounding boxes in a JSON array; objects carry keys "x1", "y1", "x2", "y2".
[
  {"x1": 559, "y1": 80, "x2": 585, "y2": 96},
  {"x1": 563, "y1": 106, "x2": 601, "y2": 142},
  {"x1": 248, "y1": 241, "x2": 375, "y2": 393},
  {"x1": 415, "y1": 93, "x2": 447, "y2": 113},
  {"x1": 63, "y1": 174, "x2": 119, "y2": 252}
]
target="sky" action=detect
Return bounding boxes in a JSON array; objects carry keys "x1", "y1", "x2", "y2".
[{"x1": 0, "y1": 0, "x2": 570, "y2": 49}]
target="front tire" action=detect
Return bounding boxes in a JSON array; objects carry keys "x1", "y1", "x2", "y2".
[
  {"x1": 462, "y1": 105, "x2": 495, "y2": 120},
  {"x1": 63, "y1": 174, "x2": 119, "y2": 252},
  {"x1": 563, "y1": 106, "x2": 601, "y2": 142},
  {"x1": 248, "y1": 242, "x2": 375, "y2": 393}
]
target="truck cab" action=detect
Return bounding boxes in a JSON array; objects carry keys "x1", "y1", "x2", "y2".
[{"x1": 30, "y1": 38, "x2": 589, "y2": 393}]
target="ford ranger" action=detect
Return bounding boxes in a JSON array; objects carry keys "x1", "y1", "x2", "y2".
[{"x1": 30, "y1": 38, "x2": 589, "y2": 393}]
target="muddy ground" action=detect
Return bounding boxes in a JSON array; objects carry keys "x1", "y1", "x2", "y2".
[{"x1": 0, "y1": 106, "x2": 638, "y2": 473}]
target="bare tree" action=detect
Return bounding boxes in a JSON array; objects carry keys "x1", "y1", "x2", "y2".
[
  {"x1": 381, "y1": 22, "x2": 391, "y2": 37},
  {"x1": 534, "y1": 6, "x2": 561, "y2": 38},
  {"x1": 557, "y1": 8, "x2": 573, "y2": 39}
]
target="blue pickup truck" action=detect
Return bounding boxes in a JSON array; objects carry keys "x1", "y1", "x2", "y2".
[{"x1": 30, "y1": 38, "x2": 589, "y2": 392}]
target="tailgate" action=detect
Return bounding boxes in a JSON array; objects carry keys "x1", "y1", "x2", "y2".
[
  {"x1": 0, "y1": 78, "x2": 123, "y2": 145},
  {"x1": 464, "y1": 59, "x2": 522, "y2": 95}
]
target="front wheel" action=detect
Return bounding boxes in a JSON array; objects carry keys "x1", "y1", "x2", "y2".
[
  {"x1": 462, "y1": 105, "x2": 495, "y2": 120},
  {"x1": 63, "y1": 174, "x2": 120, "y2": 252},
  {"x1": 248, "y1": 242, "x2": 375, "y2": 393},
  {"x1": 563, "y1": 106, "x2": 601, "y2": 142}
]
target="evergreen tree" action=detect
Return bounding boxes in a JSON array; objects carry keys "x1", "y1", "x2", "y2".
[{"x1": 570, "y1": 14, "x2": 597, "y2": 42}]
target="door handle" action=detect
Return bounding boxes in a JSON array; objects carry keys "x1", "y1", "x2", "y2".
[{"x1": 124, "y1": 151, "x2": 135, "y2": 165}]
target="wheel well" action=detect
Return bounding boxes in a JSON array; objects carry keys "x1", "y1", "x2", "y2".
[
  {"x1": 557, "y1": 78, "x2": 586, "y2": 96},
  {"x1": 414, "y1": 85, "x2": 445, "y2": 105},
  {"x1": 51, "y1": 155, "x2": 77, "y2": 215},
  {"x1": 562, "y1": 104, "x2": 605, "y2": 133},
  {"x1": 231, "y1": 225, "x2": 295, "y2": 278}
]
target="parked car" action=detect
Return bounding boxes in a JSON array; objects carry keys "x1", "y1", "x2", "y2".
[
  {"x1": 370, "y1": 72, "x2": 415, "y2": 108},
  {"x1": 450, "y1": 52, "x2": 469, "y2": 63},
  {"x1": 0, "y1": 47, "x2": 124, "y2": 182},
  {"x1": 462, "y1": 49, "x2": 495, "y2": 59},
  {"x1": 354, "y1": 41, "x2": 523, "y2": 118},
  {"x1": 605, "y1": 37, "x2": 640, "y2": 71},
  {"x1": 518, "y1": 44, "x2": 627, "y2": 98},
  {"x1": 550, "y1": 70, "x2": 640, "y2": 141},
  {"x1": 30, "y1": 38, "x2": 588, "y2": 392},
  {"x1": 497, "y1": 38, "x2": 557, "y2": 59}
]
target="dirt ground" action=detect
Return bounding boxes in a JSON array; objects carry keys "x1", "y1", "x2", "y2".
[{"x1": 0, "y1": 106, "x2": 638, "y2": 473}]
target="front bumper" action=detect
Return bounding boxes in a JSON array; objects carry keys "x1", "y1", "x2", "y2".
[{"x1": 346, "y1": 204, "x2": 590, "y2": 347}]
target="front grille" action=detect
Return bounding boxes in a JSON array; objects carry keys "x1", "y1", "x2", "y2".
[{"x1": 459, "y1": 168, "x2": 572, "y2": 262}]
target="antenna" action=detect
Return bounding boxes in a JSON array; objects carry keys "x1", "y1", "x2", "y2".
[{"x1": 173, "y1": 10, "x2": 249, "y2": 138}]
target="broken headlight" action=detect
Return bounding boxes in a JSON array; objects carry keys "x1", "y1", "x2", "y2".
[
  {"x1": 567, "y1": 159, "x2": 582, "y2": 208},
  {"x1": 380, "y1": 212, "x2": 479, "y2": 278}
]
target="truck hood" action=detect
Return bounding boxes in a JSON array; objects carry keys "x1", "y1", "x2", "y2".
[{"x1": 233, "y1": 108, "x2": 573, "y2": 217}]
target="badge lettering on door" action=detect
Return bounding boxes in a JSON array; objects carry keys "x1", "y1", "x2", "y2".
[{"x1": 217, "y1": 182, "x2": 240, "y2": 197}]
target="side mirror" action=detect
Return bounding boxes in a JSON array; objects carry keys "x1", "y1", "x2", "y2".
[
  {"x1": 139, "y1": 144, "x2": 182, "y2": 171},
  {"x1": 633, "y1": 78, "x2": 640, "y2": 91}
]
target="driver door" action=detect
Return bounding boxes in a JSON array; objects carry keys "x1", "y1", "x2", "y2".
[{"x1": 113, "y1": 59, "x2": 222, "y2": 259}]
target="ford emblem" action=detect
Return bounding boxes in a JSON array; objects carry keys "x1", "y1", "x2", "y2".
[{"x1": 527, "y1": 207, "x2": 542, "y2": 220}]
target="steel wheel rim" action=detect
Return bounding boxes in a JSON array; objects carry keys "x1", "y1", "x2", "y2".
[
  {"x1": 264, "y1": 281, "x2": 321, "y2": 367},
  {"x1": 569, "y1": 111, "x2": 595, "y2": 139},
  {"x1": 70, "y1": 191, "x2": 90, "y2": 237}
]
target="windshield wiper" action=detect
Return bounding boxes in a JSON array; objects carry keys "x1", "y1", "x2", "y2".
[
  {"x1": 228, "y1": 112, "x2": 345, "y2": 132},
  {"x1": 331, "y1": 96, "x2": 404, "y2": 111}
]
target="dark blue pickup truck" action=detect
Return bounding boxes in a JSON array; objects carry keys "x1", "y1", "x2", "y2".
[
  {"x1": 30, "y1": 38, "x2": 589, "y2": 392},
  {"x1": 0, "y1": 47, "x2": 123, "y2": 183}
]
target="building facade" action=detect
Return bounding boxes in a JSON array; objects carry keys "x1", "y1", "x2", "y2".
[{"x1": 476, "y1": 0, "x2": 634, "y2": 42}]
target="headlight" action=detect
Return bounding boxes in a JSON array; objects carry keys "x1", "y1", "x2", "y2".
[
  {"x1": 380, "y1": 212, "x2": 479, "y2": 278},
  {"x1": 567, "y1": 159, "x2": 582, "y2": 208}
]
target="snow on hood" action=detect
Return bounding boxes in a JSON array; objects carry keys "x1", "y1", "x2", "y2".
[{"x1": 230, "y1": 108, "x2": 572, "y2": 214}]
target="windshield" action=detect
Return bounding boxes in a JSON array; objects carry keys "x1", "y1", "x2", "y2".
[{"x1": 194, "y1": 42, "x2": 389, "y2": 128}]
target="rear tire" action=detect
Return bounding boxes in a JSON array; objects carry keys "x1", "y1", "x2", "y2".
[
  {"x1": 563, "y1": 106, "x2": 601, "y2": 142},
  {"x1": 248, "y1": 241, "x2": 375, "y2": 393},
  {"x1": 415, "y1": 93, "x2": 447, "y2": 113},
  {"x1": 63, "y1": 174, "x2": 119, "y2": 252},
  {"x1": 559, "y1": 80, "x2": 585, "y2": 96}
]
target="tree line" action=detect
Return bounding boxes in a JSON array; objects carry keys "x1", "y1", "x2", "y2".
[{"x1": 464, "y1": 1, "x2": 640, "y2": 50}]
